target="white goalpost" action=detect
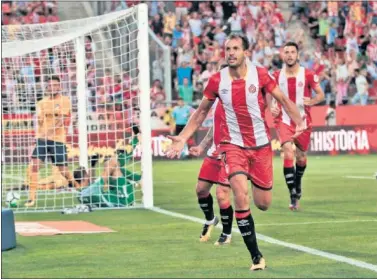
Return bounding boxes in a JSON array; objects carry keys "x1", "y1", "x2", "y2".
[{"x1": 1, "y1": 4, "x2": 153, "y2": 213}]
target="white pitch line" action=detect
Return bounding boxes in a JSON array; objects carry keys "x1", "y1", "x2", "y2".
[
  {"x1": 150, "y1": 207, "x2": 377, "y2": 273},
  {"x1": 257, "y1": 219, "x2": 377, "y2": 227},
  {"x1": 344, "y1": 176, "x2": 376, "y2": 180}
]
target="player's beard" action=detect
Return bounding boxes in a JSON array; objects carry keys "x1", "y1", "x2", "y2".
[
  {"x1": 285, "y1": 59, "x2": 298, "y2": 68},
  {"x1": 227, "y1": 56, "x2": 244, "y2": 69}
]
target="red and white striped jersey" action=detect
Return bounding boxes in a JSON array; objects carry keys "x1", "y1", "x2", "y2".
[
  {"x1": 206, "y1": 99, "x2": 225, "y2": 158},
  {"x1": 204, "y1": 63, "x2": 277, "y2": 148},
  {"x1": 273, "y1": 66, "x2": 319, "y2": 128}
]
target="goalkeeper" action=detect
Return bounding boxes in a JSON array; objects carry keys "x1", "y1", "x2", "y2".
[{"x1": 75, "y1": 126, "x2": 142, "y2": 208}]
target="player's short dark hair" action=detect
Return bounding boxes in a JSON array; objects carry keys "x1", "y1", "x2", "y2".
[
  {"x1": 48, "y1": 75, "x2": 60, "y2": 82},
  {"x1": 283, "y1": 41, "x2": 299, "y2": 51},
  {"x1": 73, "y1": 167, "x2": 87, "y2": 184},
  {"x1": 226, "y1": 33, "x2": 249, "y2": 50}
]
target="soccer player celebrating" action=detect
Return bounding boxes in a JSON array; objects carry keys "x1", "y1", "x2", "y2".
[
  {"x1": 271, "y1": 42, "x2": 324, "y2": 210},
  {"x1": 166, "y1": 34, "x2": 305, "y2": 271},
  {"x1": 25, "y1": 76, "x2": 78, "y2": 207},
  {"x1": 189, "y1": 99, "x2": 233, "y2": 245}
]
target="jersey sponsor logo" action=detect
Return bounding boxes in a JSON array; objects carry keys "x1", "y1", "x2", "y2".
[
  {"x1": 220, "y1": 89, "x2": 228, "y2": 95},
  {"x1": 248, "y1": 84, "x2": 257, "y2": 93},
  {"x1": 313, "y1": 74, "x2": 319, "y2": 83}
]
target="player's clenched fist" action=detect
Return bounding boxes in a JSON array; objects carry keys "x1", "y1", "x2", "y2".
[
  {"x1": 189, "y1": 145, "x2": 204, "y2": 157},
  {"x1": 165, "y1": 135, "x2": 186, "y2": 159}
]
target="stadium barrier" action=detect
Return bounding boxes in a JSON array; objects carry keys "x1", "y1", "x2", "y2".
[{"x1": 3, "y1": 105, "x2": 377, "y2": 163}]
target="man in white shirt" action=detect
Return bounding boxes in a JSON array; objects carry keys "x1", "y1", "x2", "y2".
[
  {"x1": 325, "y1": 100, "x2": 336, "y2": 126},
  {"x1": 188, "y1": 12, "x2": 202, "y2": 37},
  {"x1": 227, "y1": 13, "x2": 242, "y2": 33},
  {"x1": 200, "y1": 63, "x2": 216, "y2": 88},
  {"x1": 351, "y1": 69, "x2": 369, "y2": 105}
]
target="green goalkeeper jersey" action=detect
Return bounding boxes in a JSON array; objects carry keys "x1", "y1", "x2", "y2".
[{"x1": 79, "y1": 176, "x2": 135, "y2": 208}]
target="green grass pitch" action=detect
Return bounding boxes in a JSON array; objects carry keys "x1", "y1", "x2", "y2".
[{"x1": 2, "y1": 155, "x2": 377, "y2": 278}]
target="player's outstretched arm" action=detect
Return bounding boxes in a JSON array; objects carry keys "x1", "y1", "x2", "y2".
[
  {"x1": 270, "y1": 86, "x2": 305, "y2": 137},
  {"x1": 166, "y1": 97, "x2": 214, "y2": 158},
  {"x1": 189, "y1": 126, "x2": 213, "y2": 157}
]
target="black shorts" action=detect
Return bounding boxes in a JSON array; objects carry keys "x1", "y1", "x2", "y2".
[
  {"x1": 175, "y1": 124, "x2": 186, "y2": 135},
  {"x1": 31, "y1": 139, "x2": 68, "y2": 166}
]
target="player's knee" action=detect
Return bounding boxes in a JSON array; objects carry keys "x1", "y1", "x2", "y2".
[
  {"x1": 255, "y1": 201, "x2": 270, "y2": 211},
  {"x1": 296, "y1": 154, "x2": 307, "y2": 166},
  {"x1": 216, "y1": 186, "x2": 231, "y2": 207},
  {"x1": 196, "y1": 182, "x2": 211, "y2": 198},
  {"x1": 282, "y1": 144, "x2": 294, "y2": 160}
]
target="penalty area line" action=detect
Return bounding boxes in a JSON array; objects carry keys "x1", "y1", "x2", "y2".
[{"x1": 150, "y1": 207, "x2": 377, "y2": 273}]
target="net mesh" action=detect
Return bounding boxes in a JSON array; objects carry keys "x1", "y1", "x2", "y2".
[{"x1": 1, "y1": 7, "x2": 148, "y2": 213}]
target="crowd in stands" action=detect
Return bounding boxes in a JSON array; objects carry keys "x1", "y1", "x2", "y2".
[
  {"x1": 2, "y1": 0, "x2": 377, "y2": 116},
  {"x1": 293, "y1": 1, "x2": 377, "y2": 105},
  {"x1": 147, "y1": 1, "x2": 287, "y2": 106}
]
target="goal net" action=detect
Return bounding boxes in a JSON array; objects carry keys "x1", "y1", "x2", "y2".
[{"x1": 1, "y1": 4, "x2": 153, "y2": 213}]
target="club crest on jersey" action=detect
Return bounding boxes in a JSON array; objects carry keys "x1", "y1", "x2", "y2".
[
  {"x1": 298, "y1": 81, "x2": 304, "y2": 87},
  {"x1": 248, "y1": 84, "x2": 257, "y2": 94}
]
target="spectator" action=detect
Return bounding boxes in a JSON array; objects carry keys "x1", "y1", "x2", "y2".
[
  {"x1": 152, "y1": 58, "x2": 164, "y2": 82},
  {"x1": 367, "y1": 37, "x2": 377, "y2": 66},
  {"x1": 327, "y1": 22, "x2": 338, "y2": 47},
  {"x1": 369, "y1": 23, "x2": 377, "y2": 39},
  {"x1": 151, "y1": 14, "x2": 163, "y2": 37},
  {"x1": 301, "y1": 53, "x2": 314, "y2": 69},
  {"x1": 325, "y1": 100, "x2": 337, "y2": 126},
  {"x1": 366, "y1": 59, "x2": 377, "y2": 80},
  {"x1": 352, "y1": 69, "x2": 369, "y2": 105},
  {"x1": 172, "y1": 97, "x2": 192, "y2": 135},
  {"x1": 178, "y1": 77, "x2": 193, "y2": 104},
  {"x1": 335, "y1": 57, "x2": 350, "y2": 105},
  {"x1": 163, "y1": 10, "x2": 176, "y2": 38},
  {"x1": 175, "y1": 1, "x2": 189, "y2": 23},
  {"x1": 172, "y1": 24, "x2": 183, "y2": 48},
  {"x1": 346, "y1": 33, "x2": 359, "y2": 55},
  {"x1": 188, "y1": 12, "x2": 202, "y2": 38},
  {"x1": 318, "y1": 11, "x2": 330, "y2": 47},
  {"x1": 227, "y1": 12, "x2": 242, "y2": 34},
  {"x1": 199, "y1": 63, "x2": 215, "y2": 88},
  {"x1": 176, "y1": 61, "x2": 192, "y2": 86},
  {"x1": 213, "y1": 26, "x2": 226, "y2": 46}
]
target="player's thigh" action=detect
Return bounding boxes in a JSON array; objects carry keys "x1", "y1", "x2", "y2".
[
  {"x1": 198, "y1": 157, "x2": 220, "y2": 186},
  {"x1": 220, "y1": 144, "x2": 250, "y2": 209},
  {"x1": 49, "y1": 141, "x2": 68, "y2": 166},
  {"x1": 220, "y1": 144, "x2": 249, "y2": 179},
  {"x1": 294, "y1": 127, "x2": 311, "y2": 153},
  {"x1": 249, "y1": 146, "x2": 273, "y2": 210},
  {"x1": 31, "y1": 139, "x2": 48, "y2": 166},
  {"x1": 276, "y1": 122, "x2": 294, "y2": 148}
]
